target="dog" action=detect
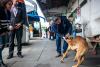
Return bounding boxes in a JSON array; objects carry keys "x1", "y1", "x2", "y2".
[{"x1": 60, "y1": 36, "x2": 89, "y2": 67}]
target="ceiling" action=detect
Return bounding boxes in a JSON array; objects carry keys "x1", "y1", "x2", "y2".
[
  {"x1": 36, "y1": 0, "x2": 69, "y2": 10},
  {"x1": 36, "y1": 0, "x2": 70, "y2": 22}
]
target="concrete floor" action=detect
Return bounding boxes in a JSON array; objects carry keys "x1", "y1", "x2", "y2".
[{"x1": 2, "y1": 38, "x2": 100, "y2": 67}]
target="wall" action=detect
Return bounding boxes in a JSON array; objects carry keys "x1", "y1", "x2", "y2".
[
  {"x1": 89, "y1": 0, "x2": 100, "y2": 35},
  {"x1": 67, "y1": 0, "x2": 100, "y2": 40}
]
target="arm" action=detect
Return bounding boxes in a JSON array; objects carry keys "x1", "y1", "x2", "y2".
[
  {"x1": 0, "y1": 11, "x2": 5, "y2": 34},
  {"x1": 19, "y1": 8, "x2": 25, "y2": 25},
  {"x1": 0, "y1": 24, "x2": 4, "y2": 34}
]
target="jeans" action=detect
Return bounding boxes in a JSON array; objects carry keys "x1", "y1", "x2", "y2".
[
  {"x1": 56, "y1": 34, "x2": 68, "y2": 54},
  {"x1": 0, "y1": 34, "x2": 7, "y2": 60}
]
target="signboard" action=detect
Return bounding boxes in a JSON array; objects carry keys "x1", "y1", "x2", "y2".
[
  {"x1": 77, "y1": 6, "x2": 80, "y2": 16},
  {"x1": 41, "y1": 0, "x2": 47, "y2": 3},
  {"x1": 76, "y1": 6, "x2": 81, "y2": 23}
]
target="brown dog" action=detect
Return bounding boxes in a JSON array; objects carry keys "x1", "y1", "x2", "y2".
[{"x1": 60, "y1": 36, "x2": 89, "y2": 67}]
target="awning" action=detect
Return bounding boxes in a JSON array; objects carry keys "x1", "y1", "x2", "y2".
[{"x1": 27, "y1": 14, "x2": 45, "y2": 23}]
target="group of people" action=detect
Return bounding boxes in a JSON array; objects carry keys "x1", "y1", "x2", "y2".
[
  {"x1": 0, "y1": 0, "x2": 72, "y2": 67},
  {"x1": 0, "y1": 0, "x2": 25, "y2": 67}
]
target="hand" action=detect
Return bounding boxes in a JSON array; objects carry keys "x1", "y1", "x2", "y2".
[
  {"x1": 6, "y1": 31, "x2": 8, "y2": 34},
  {"x1": 62, "y1": 36, "x2": 66, "y2": 40},
  {"x1": 63, "y1": 36, "x2": 68, "y2": 43},
  {"x1": 65, "y1": 33, "x2": 70, "y2": 38},
  {"x1": 9, "y1": 25, "x2": 14, "y2": 30},
  {"x1": 1, "y1": 32, "x2": 6, "y2": 36},
  {"x1": 15, "y1": 23, "x2": 21, "y2": 29}
]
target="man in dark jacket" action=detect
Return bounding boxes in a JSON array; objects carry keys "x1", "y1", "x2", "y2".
[
  {"x1": 7, "y1": 0, "x2": 25, "y2": 59},
  {"x1": 52, "y1": 15, "x2": 72, "y2": 57}
]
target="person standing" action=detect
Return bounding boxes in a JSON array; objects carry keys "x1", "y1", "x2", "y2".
[
  {"x1": 7, "y1": 0, "x2": 25, "y2": 59},
  {"x1": 49, "y1": 24, "x2": 52, "y2": 40},
  {"x1": 45, "y1": 27, "x2": 48, "y2": 38},
  {"x1": 50, "y1": 25, "x2": 54, "y2": 40},
  {"x1": 52, "y1": 15, "x2": 72, "y2": 57},
  {"x1": 0, "y1": 0, "x2": 12, "y2": 66}
]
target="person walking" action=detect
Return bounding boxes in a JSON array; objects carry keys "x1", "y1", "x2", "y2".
[
  {"x1": 45, "y1": 27, "x2": 48, "y2": 38},
  {"x1": 49, "y1": 24, "x2": 52, "y2": 40},
  {"x1": 52, "y1": 15, "x2": 72, "y2": 57},
  {"x1": 50, "y1": 25, "x2": 54, "y2": 40},
  {"x1": 0, "y1": 0, "x2": 12, "y2": 66},
  {"x1": 7, "y1": 0, "x2": 25, "y2": 59}
]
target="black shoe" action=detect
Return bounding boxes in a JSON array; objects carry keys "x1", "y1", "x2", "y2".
[
  {"x1": 0, "y1": 61, "x2": 7, "y2": 67},
  {"x1": 17, "y1": 54, "x2": 23, "y2": 58},
  {"x1": 7, "y1": 55, "x2": 13, "y2": 59}
]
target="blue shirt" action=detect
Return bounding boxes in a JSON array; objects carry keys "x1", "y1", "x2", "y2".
[{"x1": 51, "y1": 26, "x2": 54, "y2": 32}]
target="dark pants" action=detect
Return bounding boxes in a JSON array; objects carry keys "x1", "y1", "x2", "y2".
[
  {"x1": 51, "y1": 32, "x2": 54, "y2": 40},
  {"x1": 49, "y1": 32, "x2": 54, "y2": 40},
  {"x1": 9, "y1": 27, "x2": 23, "y2": 56},
  {"x1": 49, "y1": 31, "x2": 51, "y2": 39},
  {"x1": 56, "y1": 34, "x2": 68, "y2": 54},
  {"x1": 46, "y1": 32, "x2": 48, "y2": 38}
]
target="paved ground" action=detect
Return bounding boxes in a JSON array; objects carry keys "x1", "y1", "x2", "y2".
[{"x1": 2, "y1": 38, "x2": 100, "y2": 67}]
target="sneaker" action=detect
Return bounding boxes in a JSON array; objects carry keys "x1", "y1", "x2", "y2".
[
  {"x1": 55, "y1": 53, "x2": 62, "y2": 57},
  {"x1": 17, "y1": 54, "x2": 23, "y2": 58},
  {"x1": 7, "y1": 55, "x2": 13, "y2": 59},
  {"x1": 63, "y1": 54, "x2": 67, "y2": 58}
]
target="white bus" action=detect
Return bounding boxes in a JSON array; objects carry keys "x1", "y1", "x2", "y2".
[{"x1": 14, "y1": 1, "x2": 30, "y2": 45}]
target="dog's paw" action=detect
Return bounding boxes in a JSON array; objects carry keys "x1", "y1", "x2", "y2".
[
  {"x1": 73, "y1": 59, "x2": 76, "y2": 62},
  {"x1": 60, "y1": 60, "x2": 63, "y2": 63},
  {"x1": 72, "y1": 65, "x2": 77, "y2": 67}
]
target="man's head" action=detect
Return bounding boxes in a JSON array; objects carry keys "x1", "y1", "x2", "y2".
[
  {"x1": 52, "y1": 15, "x2": 61, "y2": 25},
  {"x1": 12, "y1": 0, "x2": 19, "y2": 7}
]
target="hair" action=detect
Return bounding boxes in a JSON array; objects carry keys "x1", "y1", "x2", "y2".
[
  {"x1": 0, "y1": 0, "x2": 12, "y2": 9},
  {"x1": 52, "y1": 15, "x2": 59, "y2": 22}
]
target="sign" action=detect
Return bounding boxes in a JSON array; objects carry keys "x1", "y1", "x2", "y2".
[
  {"x1": 77, "y1": 7, "x2": 81, "y2": 16},
  {"x1": 41, "y1": 0, "x2": 46, "y2": 3},
  {"x1": 76, "y1": 6, "x2": 81, "y2": 22}
]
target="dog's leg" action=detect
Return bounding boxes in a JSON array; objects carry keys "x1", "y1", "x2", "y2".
[
  {"x1": 81, "y1": 55, "x2": 85, "y2": 65},
  {"x1": 60, "y1": 47, "x2": 70, "y2": 63},
  {"x1": 72, "y1": 53, "x2": 81, "y2": 67},
  {"x1": 73, "y1": 55, "x2": 77, "y2": 62}
]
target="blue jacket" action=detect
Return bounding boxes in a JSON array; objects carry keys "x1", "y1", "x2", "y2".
[{"x1": 52, "y1": 16, "x2": 72, "y2": 38}]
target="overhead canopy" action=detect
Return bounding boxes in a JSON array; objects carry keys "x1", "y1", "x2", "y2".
[{"x1": 27, "y1": 14, "x2": 45, "y2": 22}]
